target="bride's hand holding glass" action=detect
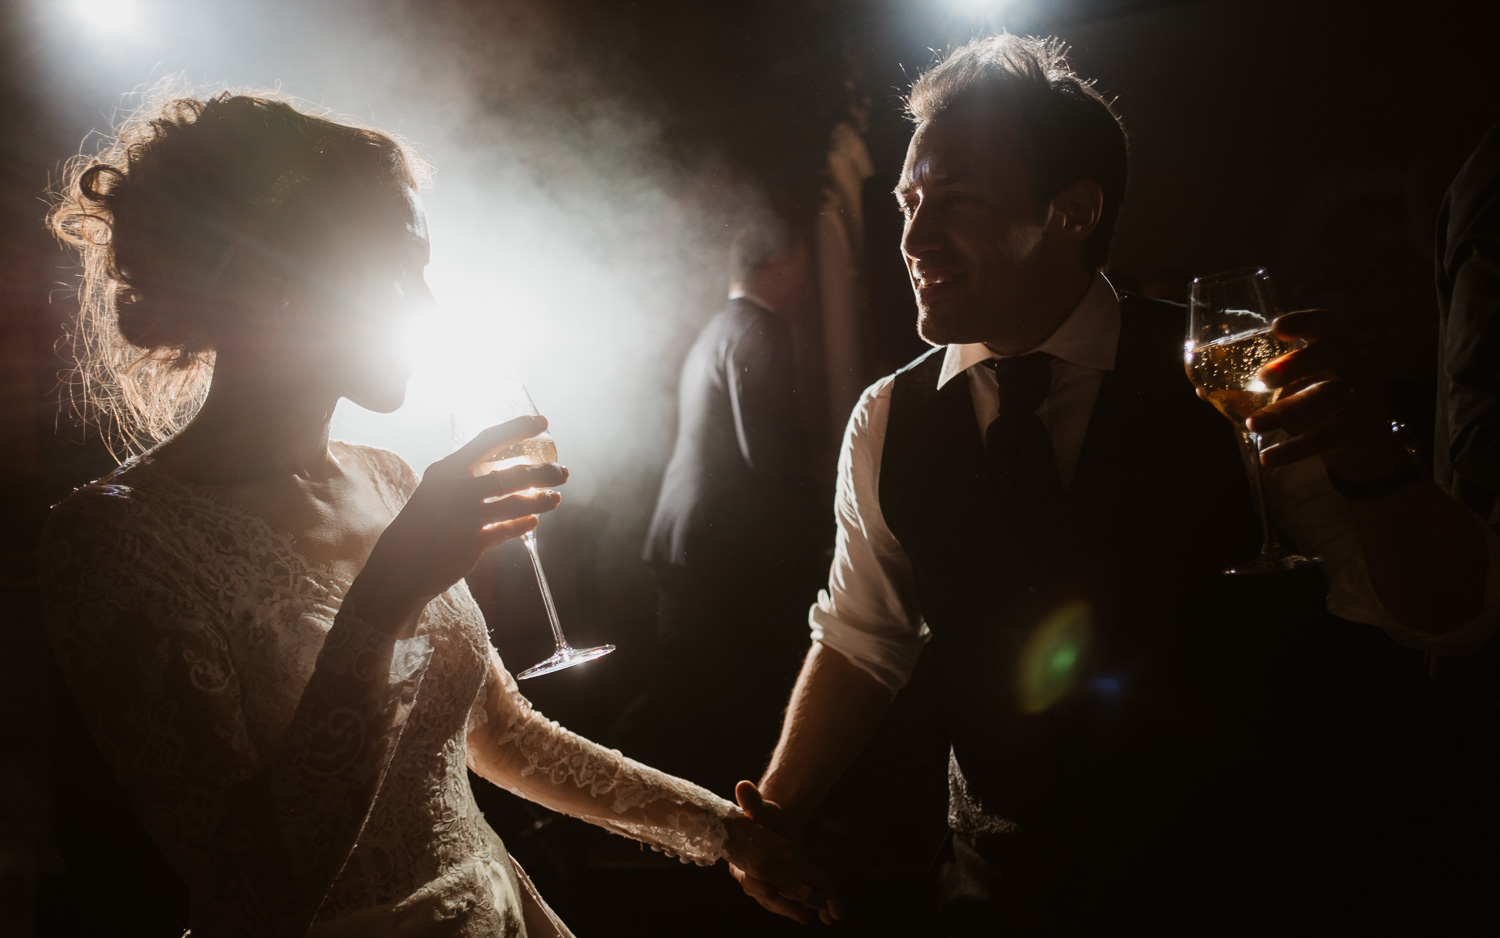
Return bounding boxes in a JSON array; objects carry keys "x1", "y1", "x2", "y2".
[
  {"x1": 350, "y1": 415, "x2": 567, "y2": 636},
  {"x1": 452, "y1": 380, "x2": 614, "y2": 678}
]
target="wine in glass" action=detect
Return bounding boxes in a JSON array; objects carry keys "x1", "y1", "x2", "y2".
[
  {"x1": 453, "y1": 379, "x2": 615, "y2": 678},
  {"x1": 1186, "y1": 268, "x2": 1319, "y2": 575}
]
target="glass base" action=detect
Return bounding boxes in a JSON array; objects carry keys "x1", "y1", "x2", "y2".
[
  {"x1": 1223, "y1": 551, "x2": 1321, "y2": 576},
  {"x1": 516, "y1": 643, "x2": 615, "y2": 680}
]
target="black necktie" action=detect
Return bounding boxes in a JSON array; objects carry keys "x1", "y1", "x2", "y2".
[{"x1": 984, "y1": 353, "x2": 1066, "y2": 557}]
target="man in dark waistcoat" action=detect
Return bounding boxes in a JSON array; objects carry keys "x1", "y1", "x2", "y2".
[{"x1": 727, "y1": 34, "x2": 1497, "y2": 934}]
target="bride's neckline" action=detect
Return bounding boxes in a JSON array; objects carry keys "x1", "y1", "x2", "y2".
[{"x1": 116, "y1": 439, "x2": 383, "y2": 588}]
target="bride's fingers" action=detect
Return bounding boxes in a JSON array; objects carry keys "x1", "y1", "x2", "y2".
[
  {"x1": 746, "y1": 850, "x2": 838, "y2": 919},
  {"x1": 467, "y1": 462, "x2": 567, "y2": 500},
  {"x1": 769, "y1": 851, "x2": 833, "y2": 901},
  {"x1": 477, "y1": 490, "x2": 561, "y2": 527},
  {"x1": 816, "y1": 872, "x2": 842, "y2": 922},
  {"x1": 446, "y1": 415, "x2": 548, "y2": 477},
  {"x1": 477, "y1": 515, "x2": 538, "y2": 548},
  {"x1": 730, "y1": 864, "x2": 806, "y2": 920},
  {"x1": 734, "y1": 869, "x2": 814, "y2": 925}
]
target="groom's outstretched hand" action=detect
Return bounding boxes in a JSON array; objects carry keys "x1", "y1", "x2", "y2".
[{"x1": 726, "y1": 780, "x2": 841, "y2": 925}]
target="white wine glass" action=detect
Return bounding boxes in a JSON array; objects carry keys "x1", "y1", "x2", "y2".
[
  {"x1": 452, "y1": 379, "x2": 615, "y2": 678},
  {"x1": 1186, "y1": 268, "x2": 1319, "y2": 575}
]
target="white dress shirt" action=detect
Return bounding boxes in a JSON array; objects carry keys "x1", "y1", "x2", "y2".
[{"x1": 810, "y1": 273, "x2": 1500, "y2": 693}]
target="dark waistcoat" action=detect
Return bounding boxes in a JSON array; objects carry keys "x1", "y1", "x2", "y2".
[{"x1": 880, "y1": 295, "x2": 1331, "y2": 865}]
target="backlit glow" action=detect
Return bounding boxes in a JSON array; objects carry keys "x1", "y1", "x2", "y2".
[
  {"x1": 68, "y1": 0, "x2": 143, "y2": 38},
  {"x1": 952, "y1": 0, "x2": 1013, "y2": 12}
]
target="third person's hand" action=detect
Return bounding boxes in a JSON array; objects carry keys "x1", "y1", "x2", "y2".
[{"x1": 1246, "y1": 310, "x2": 1402, "y2": 481}]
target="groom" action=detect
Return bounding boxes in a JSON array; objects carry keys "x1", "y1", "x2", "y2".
[{"x1": 730, "y1": 34, "x2": 1496, "y2": 933}]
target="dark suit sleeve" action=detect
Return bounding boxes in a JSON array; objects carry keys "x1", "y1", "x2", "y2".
[
  {"x1": 1441, "y1": 131, "x2": 1500, "y2": 525},
  {"x1": 724, "y1": 312, "x2": 811, "y2": 478}
]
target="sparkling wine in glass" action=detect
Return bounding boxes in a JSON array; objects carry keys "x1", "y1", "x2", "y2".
[
  {"x1": 453, "y1": 380, "x2": 615, "y2": 678},
  {"x1": 1186, "y1": 268, "x2": 1319, "y2": 575}
]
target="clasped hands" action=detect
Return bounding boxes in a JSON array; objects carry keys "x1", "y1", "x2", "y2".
[
  {"x1": 1200, "y1": 309, "x2": 1403, "y2": 480},
  {"x1": 725, "y1": 781, "x2": 841, "y2": 926}
]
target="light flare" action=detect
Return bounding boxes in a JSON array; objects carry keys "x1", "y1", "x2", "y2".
[{"x1": 1015, "y1": 599, "x2": 1093, "y2": 714}]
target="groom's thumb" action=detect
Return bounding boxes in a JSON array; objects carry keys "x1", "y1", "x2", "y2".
[{"x1": 735, "y1": 780, "x2": 764, "y2": 818}]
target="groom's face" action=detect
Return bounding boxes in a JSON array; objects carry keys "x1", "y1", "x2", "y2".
[{"x1": 895, "y1": 103, "x2": 1058, "y2": 350}]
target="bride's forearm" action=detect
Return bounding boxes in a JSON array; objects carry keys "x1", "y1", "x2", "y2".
[{"x1": 468, "y1": 698, "x2": 737, "y2": 865}]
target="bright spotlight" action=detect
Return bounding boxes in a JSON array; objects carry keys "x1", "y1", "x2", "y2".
[
  {"x1": 67, "y1": 0, "x2": 143, "y2": 38},
  {"x1": 952, "y1": 0, "x2": 1013, "y2": 12}
]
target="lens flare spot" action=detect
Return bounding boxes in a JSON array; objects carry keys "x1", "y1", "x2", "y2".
[{"x1": 1016, "y1": 600, "x2": 1093, "y2": 714}]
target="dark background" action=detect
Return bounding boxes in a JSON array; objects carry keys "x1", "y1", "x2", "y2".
[{"x1": 3, "y1": 0, "x2": 1497, "y2": 934}]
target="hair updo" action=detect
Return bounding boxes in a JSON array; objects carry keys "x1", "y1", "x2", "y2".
[{"x1": 48, "y1": 86, "x2": 432, "y2": 457}]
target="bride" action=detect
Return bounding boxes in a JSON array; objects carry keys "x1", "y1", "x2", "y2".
[{"x1": 39, "y1": 90, "x2": 837, "y2": 937}]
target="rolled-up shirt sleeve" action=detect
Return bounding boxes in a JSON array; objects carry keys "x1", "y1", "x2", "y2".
[
  {"x1": 808, "y1": 376, "x2": 929, "y2": 692},
  {"x1": 1267, "y1": 455, "x2": 1500, "y2": 655}
]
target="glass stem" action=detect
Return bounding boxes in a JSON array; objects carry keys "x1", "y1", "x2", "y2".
[
  {"x1": 522, "y1": 529, "x2": 570, "y2": 650},
  {"x1": 1239, "y1": 429, "x2": 1281, "y2": 556}
]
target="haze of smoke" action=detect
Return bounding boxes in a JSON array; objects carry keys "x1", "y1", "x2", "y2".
[
  {"x1": 29, "y1": 0, "x2": 778, "y2": 557},
  {"x1": 277, "y1": 0, "x2": 755, "y2": 519}
]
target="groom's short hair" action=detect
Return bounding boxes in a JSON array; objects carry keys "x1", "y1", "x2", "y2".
[{"x1": 906, "y1": 34, "x2": 1129, "y2": 269}]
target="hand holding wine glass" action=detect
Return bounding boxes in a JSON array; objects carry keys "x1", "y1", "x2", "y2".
[
  {"x1": 453, "y1": 378, "x2": 615, "y2": 679},
  {"x1": 1186, "y1": 268, "x2": 1319, "y2": 574},
  {"x1": 353, "y1": 416, "x2": 566, "y2": 639},
  {"x1": 1244, "y1": 309, "x2": 1402, "y2": 482}
]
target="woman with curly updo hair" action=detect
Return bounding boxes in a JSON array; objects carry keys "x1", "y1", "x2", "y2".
[{"x1": 40, "y1": 90, "x2": 836, "y2": 937}]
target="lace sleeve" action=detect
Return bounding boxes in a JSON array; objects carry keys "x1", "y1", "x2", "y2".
[
  {"x1": 465, "y1": 649, "x2": 740, "y2": 866},
  {"x1": 40, "y1": 490, "x2": 434, "y2": 937}
]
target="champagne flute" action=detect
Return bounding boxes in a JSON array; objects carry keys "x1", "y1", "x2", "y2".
[
  {"x1": 1186, "y1": 268, "x2": 1319, "y2": 575},
  {"x1": 453, "y1": 379, "x2": 615, "y2": 678}
]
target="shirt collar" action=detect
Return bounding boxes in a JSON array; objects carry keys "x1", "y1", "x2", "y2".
[{"x1": 936, "y1": 271, "x2": 1122, "y2": 389}]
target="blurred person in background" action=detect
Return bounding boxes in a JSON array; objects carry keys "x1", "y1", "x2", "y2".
[
  {"x1": 614, "y1": 220, "x2": 827, "y2": 795},
  {"x1": 1437, "y1": 123, "x2": 1500, "y2": 532},
  {"x1": 38, "y1": 89, "x2": 836, "y2": 937},
  {"x1": 1431, "y1": 121, "x2": 1500, "y2": 691}
]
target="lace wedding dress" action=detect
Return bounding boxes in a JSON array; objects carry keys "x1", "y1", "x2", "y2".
[{"x1": 40, "y1": 442, "x2": 740, "y2": 937}]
